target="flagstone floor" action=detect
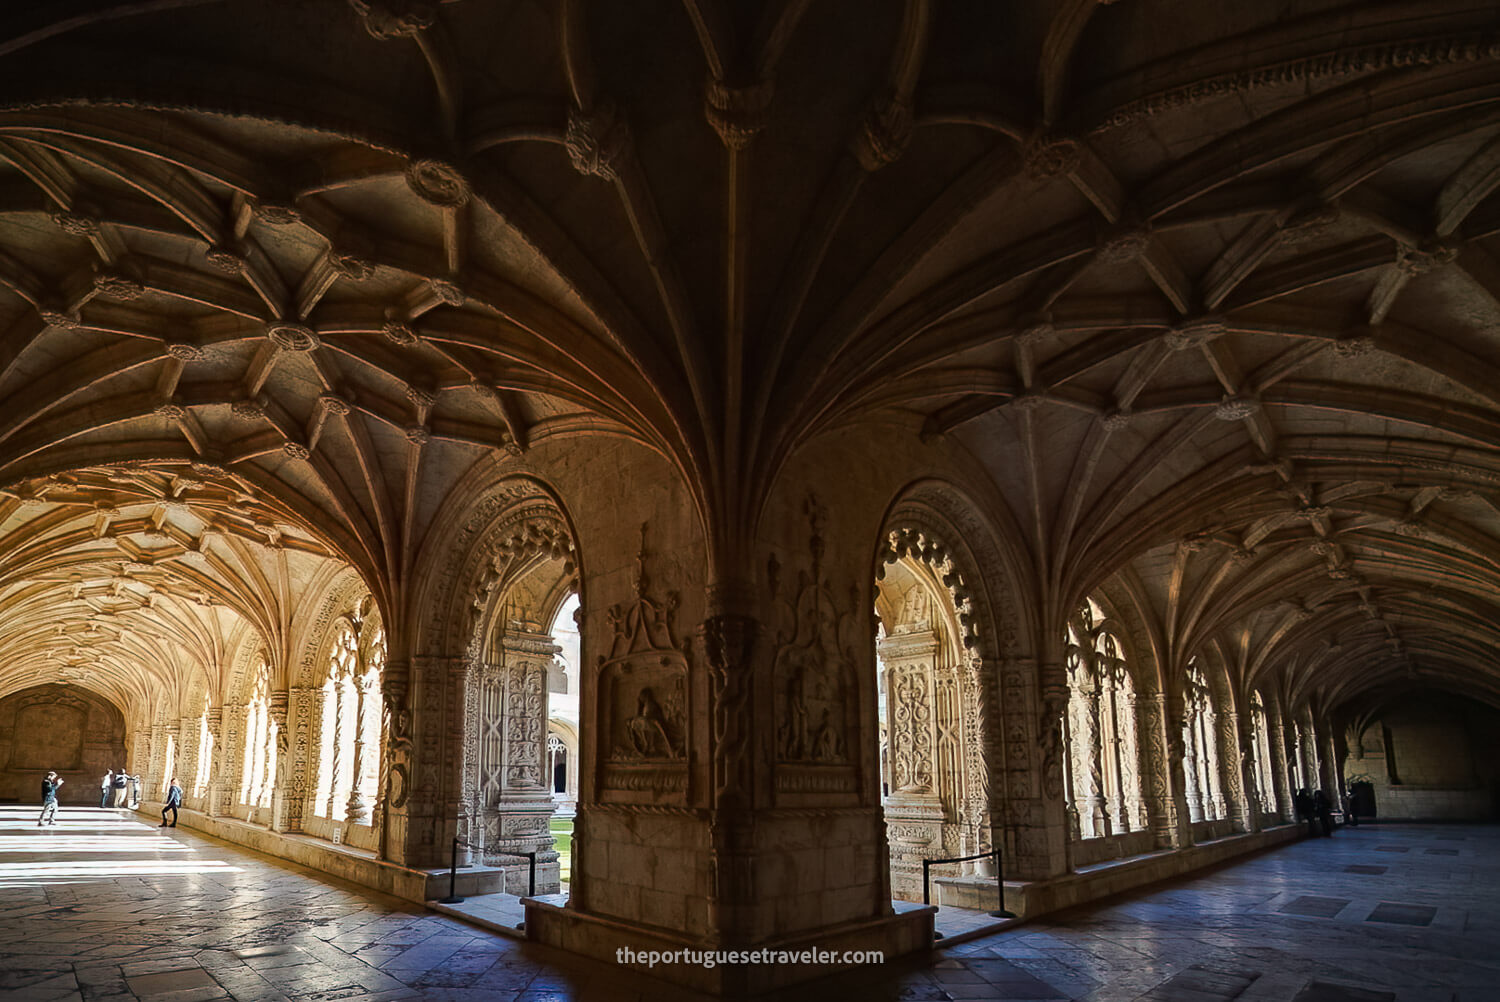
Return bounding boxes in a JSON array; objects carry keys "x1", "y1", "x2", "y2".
[{"x1": 0, "y1": 807, "x2": 1495, "y2": 1001}]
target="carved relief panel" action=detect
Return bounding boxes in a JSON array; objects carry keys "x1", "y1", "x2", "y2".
[{"x1": 595, "y1": 527, "x2": 690, "y2": 804}]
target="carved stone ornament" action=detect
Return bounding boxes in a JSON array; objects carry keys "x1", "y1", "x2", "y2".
[
  {"x1": 405, "y1": 158, "x2": 471, "y2": 207},
  {"x1": 165, "y1": 341, "x2": 206, "y2": 361},
  {"x1": 596, "y1": 525, "x2": 690, "y2": 803},
  {"x1": 253, "y1": 202, "x2": 300, "y2": 225},
  {"x1": 154, "y1": 402, "x2": 186, "y2": 420},
  {"x1": 1023, "y1": 134, "x2": 1081, "y2": 180},
  {"x1": 347, "y1": 0, "x2": 436, "y2": 39},
  {"x1": 319, "y1": 393, "x2": 352, "y2": 416},
  {"x1": 39, "y1": 308, "x2": 81, "y2": 330},
  {"x1": 1333, "y1": 334, "x2": 1376, "y2": 358},
  {"x1": 382, "y1": 320, "x2": 419, "y2": 346},
  {"x1": 1101, "y1": 407, "x2": 1131, "y2": 431},
  {"x1": 565, "y1": 100, "x2": 630, "y2": 181},
  {"x1": 853, "y1": 94, "x2": 913, "y2": 171},
  {"x1": 231, "y1": 398, "x2": 265, "y2": 417},
  {"x1": 205, "y1": 244, "x2": 247, "y2": 274},
  {"x1": 267, "y1": 322, "x2": 321, "y2": 352},
  {"x1": 1097, "y1": 225, "x2": 1152, "y2": 263},
  {"x1": 404, "y1": 425, "x2": 431, "y2": 445},
  {"x1": 1214, "y1": 395, "x2": 1257, "y2": 421},
  {"x1": 1163, "y1": 316, "x2": 1228, "y2": 351},
  {"x1": 1395, "y1": 240, "x2": 1458, "y2": 277},
  {"x1": 330, "y1": 253, "x2": 374, "y2": 281},
  {"x1": 92, "y1": 269, "x2": 143, "y2": 301},
  {"x1": 51, "y1": 210, "x2": 101, "y2": 237},
  {"x1": 428, "y1": 279, "x2": 464, "y2": 306},
  {"x1": 704, "y1": 77, "x2": 773, "y2": 150},
  {"x1": 772, "y1": 495, "x2": 860, "y2": 797},
  {"x1": 282, "y1": 441, "x2": 311, "y2": 461}
]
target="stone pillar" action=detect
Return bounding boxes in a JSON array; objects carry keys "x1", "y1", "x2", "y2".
[
  {"x1": 1267, "y1": 711, "x2": 1294, "y2": 821},
  {"x1": 285, "y1": 687, "x2": 316, "y2": 833},
  {"x1": 1164, "y1": 691, "x2": 1195, "y2": 847},
  {"x1": 205, "y1": 707, "x2": 225, "y2": 816},
  {"x1": 346, "y1": 673, "x2": 376, "y2": 826},
  {"x1": 377, "y1": 659, "x2": 413, "y2": 865},
  {"x1": 219, "y1": 703, "x2": 246, "y2": 817},
  {"x1": 1221, "y1": 711, "x2": 1256, "y2": 833},
  {"x1": 178, "y1": 715, "x2": 201, "y2": 808},
  {"x1": 1137, "y1": 691, "x2": 1183, "y2": 848},
  {"x1": 877, "y1": 628, "x2": 945, "y2": 899},
  {"x1": 267, "y1": 692, "x2": 289, "y2": 832}
]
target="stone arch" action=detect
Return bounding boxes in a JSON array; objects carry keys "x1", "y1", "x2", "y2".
[
  {"x1": 873, "y1": 480, "x2": 1025, "y2": 897},
  {"x1": 408, "y1": 472, "x2": 581, "y2": 889},
  {"x1": 0, "y1": 684, "x2": 126, "y2": 804}
]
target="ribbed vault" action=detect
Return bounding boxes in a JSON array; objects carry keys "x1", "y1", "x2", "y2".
[{"x1": 0, "y1": 0, "x2": 1498, "y2": 737}]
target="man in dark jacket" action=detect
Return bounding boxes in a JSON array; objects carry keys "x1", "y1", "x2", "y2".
[
  {"x1": 160, "y1": 778, "x2": 183, "y2": 828},
  {"x1": 38, "y1": 772, "x2": 63, "y2": 827}
]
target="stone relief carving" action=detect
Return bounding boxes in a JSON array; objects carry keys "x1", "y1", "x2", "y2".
[
  {"x1": 597, "y1": 525, "x2": 690, "y2": 802},
  {"x1": 773, "y1": 495, "x2": 858, "y2": 770}
]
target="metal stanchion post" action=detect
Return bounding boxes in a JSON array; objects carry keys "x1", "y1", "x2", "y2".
[{"x1": 439, "y1": 837, "x2": 465, "y2": 904}]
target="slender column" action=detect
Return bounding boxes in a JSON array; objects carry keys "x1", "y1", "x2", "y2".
[
  {"x1": 267, "y1": 692, "x2": 288, "y2": 831},
  {"x1": 205, "y1": 707, "x2": 225, "y2": 815},
  {"x1": 327, "y1": 678, "x2": 348, "y2": 819},
  {"x1": 177, "y1": 716, "x2": 200, "y2": 808},
  {"x1": 284, "y1": 687, "x2": 316, "y2": 833},
  {"x1": 1268, "y1": 712, "x2": 1295, "y2": 820},
  {"x1": 1219, "y1": 710, "x2": 1254, "y2": 833},
  {"x1": 219, "y1": 703, "x2": 246, "y2": 816},
  {"x1": 346, "y1": 673, "x2": 375, "y2": 825}
]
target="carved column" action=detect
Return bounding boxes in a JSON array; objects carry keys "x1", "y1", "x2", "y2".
[
  {"x1": 1267, "y1": 711, "x2": 1294, "y2": 821},
  {"x1": 220, "y1": 703, "x2": 246, "y2": 817},
  {"x1": 285, "y1": 687, "x2": 315, "y2": 833},
  {"x1": 147, "y1": 722, "x2": 167, "y2": 800},
  {"x1": 267, "y1": 692, "x2": 289, "y2": 832},
  {"x1": 878, "y1": 629, "x2": 944, "y2": 897},
  {"x1": 377, "y1": 659, "x2": 413, "y2": 864},
  {"x1": 1220, "y1": 710, "x2": 1254, "y2": 833},
  {"x1": 702, "y1": 591, "x2": 760, "y2": 945},
  {"x1": 1137, "y1": 691, "x2": 1182, "y2": 848},
  {"x1": 346, "y1": 672, "x2": 376, "y2": 825},
  {"x1": 205, "y1": 707, "x2": 225, "y2": 816},
  {"x1": 326, "y1": 677, "x2": 348, "y2": 819}
]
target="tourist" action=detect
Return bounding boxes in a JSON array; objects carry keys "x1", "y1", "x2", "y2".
[
  {"x1": 38, "y1": 771, "x2": 63, "y2": 827},
  {"x1": 160, "y1": 778, "x2": 182, "y2": 828},
  {"x1": 111, "y1": 768, "x2": 129, "y2": 807},
  {"x1": 100, "y1": 770, "x2": 113, "y2": 808},
  {"x1": 1314, "y1": 789, "x2": 1335, "y2": 837}
]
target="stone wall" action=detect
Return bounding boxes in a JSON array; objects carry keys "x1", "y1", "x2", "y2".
[
  {"x1": 1345, "y1": 693, "x2": 1500, "y2": 821},
  {"x1": 0, "y1": 684, "x2": 125, "y2": 804}
]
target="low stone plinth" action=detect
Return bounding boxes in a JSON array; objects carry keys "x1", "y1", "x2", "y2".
[
  {"x1": 522, "y1": 895, "x2": 935, "y2": 995},
  {"x1": 135, "y1": 805, "x2": 513, "y2": 902}
]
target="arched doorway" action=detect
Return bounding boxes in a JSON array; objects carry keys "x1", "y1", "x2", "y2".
[{"x1": 0, "y1": 684, "x2": 126, "y2": 805}]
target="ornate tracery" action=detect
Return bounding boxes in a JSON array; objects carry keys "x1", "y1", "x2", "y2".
[{"x1": 1063, "y1": 599, "x2": 1144, "y2": 840}]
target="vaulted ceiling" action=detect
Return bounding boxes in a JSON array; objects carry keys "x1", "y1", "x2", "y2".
[{"x1": 1, "y1": 1, "x2": 1498, "y2": 725}]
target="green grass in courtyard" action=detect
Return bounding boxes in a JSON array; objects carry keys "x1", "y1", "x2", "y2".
[{"x1": 551, "y1": 817, "x2": 573, "y2": 884}]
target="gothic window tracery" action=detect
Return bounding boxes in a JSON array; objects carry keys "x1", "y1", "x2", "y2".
[
  {"x1": 1183, "y1": 659, "x2": 1225, "y2": 822},
  {"x1": 241, "y1": 657, "x2": 274, "y2": 810},
  {"x1": 1064, "y1": 598, "x2": 1144, "y2": 839}
]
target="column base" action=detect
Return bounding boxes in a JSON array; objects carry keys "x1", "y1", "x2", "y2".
[{"x1": 522, "y1": 895, "x2": 934, "y2": 996}]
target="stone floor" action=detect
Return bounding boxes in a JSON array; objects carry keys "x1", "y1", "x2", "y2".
[{"x1": 0, "y1": 807, "x2": 1495, "y2": 1001}]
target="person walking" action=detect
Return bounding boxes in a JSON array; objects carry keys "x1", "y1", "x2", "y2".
[
  {"x1": 160, "y1": 778, "x2": 182, "y2": 828},
  {"x1": 100, "y1": 770, "x2": 113, "y2": 808},
  {"x1": 110, "y1": 768, "x2": 128, "y2": 807},
  {"x1": 38, "y1": 771, "x2": 64, "y2": 826}
]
